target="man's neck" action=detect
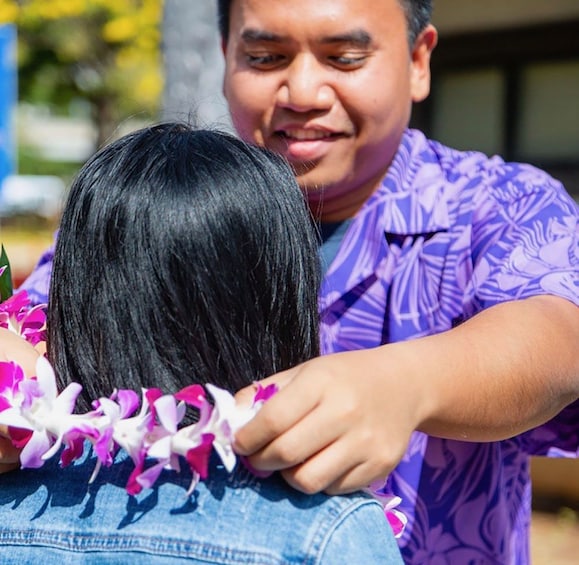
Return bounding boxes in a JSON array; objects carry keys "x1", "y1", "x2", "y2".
[{"x1": 303, "y1": 162, "x2": 392, "y2": 222}]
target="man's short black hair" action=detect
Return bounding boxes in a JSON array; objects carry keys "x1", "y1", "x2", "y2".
[{"x1": 217, "y1": 0, "x2": 433, "y2": 47}]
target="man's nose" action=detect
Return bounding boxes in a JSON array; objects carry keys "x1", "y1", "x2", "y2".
[{"x1": 276, "y1": 55, "x2": 334, "y2": 112}]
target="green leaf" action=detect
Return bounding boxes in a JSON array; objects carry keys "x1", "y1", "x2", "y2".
[{"x1": 0, "y1": 245, "x2": 14, "y2": 302}]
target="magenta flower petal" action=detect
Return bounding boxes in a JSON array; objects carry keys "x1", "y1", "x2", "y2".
[
  {"x1": 114, "y1": 389, "x2": 139, "y2": 418},
  {"x1": 386, "y1": 508, "x2": 408, "y2": 538},
  {"x1": 0, "y1": 361, "x2": 20, "y2": 386},
  {"x1": 185, "y1": 433, "x2": 214, "y2": 480},
  {"x1": 60, "y1": 436, "x2": 86, "y2": 467},
  {"x1": 253, "y1": 383, "x2": 278, "y2": 404},
  {"x1": 93, "y1": 427, "x2": 115, "y2": 466},
  {"x1": 0, "y1": 290, "x2": 29, "y2": 316},
  {"x1": 19, "y1": 304, "x2": 47, "y2": 345},
  {"x1": 146, "y1": 388, "x2": 163, "y2": 404},
  {"x1": 126, "y1": 455, "x2": 146, "y2": 495},
  {"x1": 175, "y1": 384, "x2": 206, "y2": 408},
  {"x1": 0, "y1": 291, "x2": 47, "y2": 346},
  {"x1": 145, "y1": 388, "x2": 163, "y2": 421},
  {"x1": 21, "y1": 305, "x2": 46, "y2": 328},
  {"x1": 8, "y1": 427, "x2": 33, "y2": 448},
  {"x1": 0, "y1": 361, "x2": 24, "y2": 399}
]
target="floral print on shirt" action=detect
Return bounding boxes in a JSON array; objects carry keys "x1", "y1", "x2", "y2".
[{"x1": 319, "y1": 129, "x2": 578, "y2": 564}]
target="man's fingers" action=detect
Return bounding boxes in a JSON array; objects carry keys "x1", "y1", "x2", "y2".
[
  {"x1": 240, "y1": 399, "x2": 347, "y2": 471},
  {"x1": 322, "y1": 460, "x2": 391, "y2": 496},
  {"x1": 280, "y1": 440, "x2": 361, "y2": 494},
  {"x1": 234, "y1": 367, "x2": 298, "y2": 409},
  {"x1": 281, "y1": 438, "x2": 395, "y2": 496},
  {"x1": 234, "y1": 366, "x2": 318, "y2": 456}
]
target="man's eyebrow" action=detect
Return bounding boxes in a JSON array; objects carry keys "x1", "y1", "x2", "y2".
[
  {"x1": 241, "y1": 28, "x2": 287, "y2": 43},
  {"x1": 240, "y1": 28, "x2": 373, "y2": 47},
  {"x1": 320, "y1": 29, "x2": 373, "y2": 47}
]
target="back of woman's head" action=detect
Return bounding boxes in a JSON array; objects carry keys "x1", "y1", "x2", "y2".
[{"x1": 48, "y1": 123, "x2": 320, "y2": 409}]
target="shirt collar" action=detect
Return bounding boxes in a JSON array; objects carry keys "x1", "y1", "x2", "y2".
[{"x1": 357, "y1": 129, "x2": 451, "y2": 235}]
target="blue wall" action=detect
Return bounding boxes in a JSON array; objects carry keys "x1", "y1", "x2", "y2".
[{"x1": 0, "y1": 25, "x2": 16, "y2": 186}]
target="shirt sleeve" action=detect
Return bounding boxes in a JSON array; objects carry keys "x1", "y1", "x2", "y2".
[
  {"x1": 467, "y1": 163, "x2": 578, "y2": 312},
  {"x1": 519, "y1": 399, "x2": 579, "y2": 457},
  {"x1": 316, "y1": 500, "x2": 404, "y2": 564},
  {"x1": 17, "y1": 240, "x2": 55, "y2": 307},
  {"x1": 466, "y1": 163, "x2": 579, "y2": 455}
]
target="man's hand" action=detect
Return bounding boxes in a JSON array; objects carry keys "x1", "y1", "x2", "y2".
[{"x1": 234, "y1": 346, "x2": 426, "y2": 495}]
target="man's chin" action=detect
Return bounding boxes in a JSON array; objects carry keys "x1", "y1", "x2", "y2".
[
  {"x1": 292, "y1": 164, "x2": 332, "y2": 196},
  {"x1": 289, "y1": 158, "x2": 317, "y2": 177}
]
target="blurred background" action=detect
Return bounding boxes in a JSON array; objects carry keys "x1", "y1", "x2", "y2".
[{"x1": 0, "y1": 1, "x2": 577, "y2": 561}]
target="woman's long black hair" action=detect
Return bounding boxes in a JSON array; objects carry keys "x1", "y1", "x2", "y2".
[{"x1": 48, "y1": 123, "x2": 320, "y2": 411}]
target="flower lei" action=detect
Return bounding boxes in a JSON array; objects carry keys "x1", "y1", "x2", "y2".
[{"x1": 0, "y1": 266, "x2": 407, "y2": 537}]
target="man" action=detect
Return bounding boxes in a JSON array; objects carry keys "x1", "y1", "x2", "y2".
[
  {"x1": 15, "y1": 0, "x2": 579, "y2": 562},
  {"x1": 218, "y1": 0, "x2": 579, "y2": 563}
]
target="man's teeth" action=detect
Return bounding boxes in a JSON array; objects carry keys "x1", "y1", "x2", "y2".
[{"x1": 283, "y1": 129, "x2": 333, "y2": 141}]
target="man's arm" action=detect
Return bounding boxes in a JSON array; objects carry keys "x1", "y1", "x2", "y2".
[{"x1": 234, "y1": 295, "x2": 579, "y2": 494}]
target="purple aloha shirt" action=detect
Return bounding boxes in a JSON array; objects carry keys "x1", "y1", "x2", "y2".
[{"x1": 320, "y1": 129, "x2": 579, "y2": 564}]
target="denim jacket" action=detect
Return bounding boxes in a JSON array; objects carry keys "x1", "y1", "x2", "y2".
[{"x1": 0, "y1": 449, "x2": 402, "y2": 564}]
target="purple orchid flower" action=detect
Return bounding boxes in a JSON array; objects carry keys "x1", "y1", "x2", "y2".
[
  {"x1": 0, "y1": 290, "x2": 47, "y2": 346},
  {"x1": 367, "y1": 479, "x2": 408, "y2": 538},
  {"x1": 0, "y1": 360, "x2": 25, "y2": 411},
  {"x1": 253, "y1": 383, "x2": 278, "y2": 404},
  {"x1": 0, "y1": 356, "x2": 83, "y2": 468},
  {"x1": 127, "y1": 392, "x2": 189, "y2": 494},
  {"x1": 145, "y1": 391, "x2": 214, "y2": 495}
]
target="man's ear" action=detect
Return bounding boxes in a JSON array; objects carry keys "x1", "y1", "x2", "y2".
[
  {"x1": 221, "y1": 38, "x2": 227, "y2": 56},
  {"x1": 410, "y1": 24, "x2": 438, "y2": 103}
]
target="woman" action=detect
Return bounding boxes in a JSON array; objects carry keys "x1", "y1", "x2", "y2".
[{"x1": 0, "y1": 123, "x2": 402, "y2": 563}]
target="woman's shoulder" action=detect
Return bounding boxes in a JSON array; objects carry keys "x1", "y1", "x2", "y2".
[{"x1": 0, "y1": 454, "x2": 400, "y2": 563}]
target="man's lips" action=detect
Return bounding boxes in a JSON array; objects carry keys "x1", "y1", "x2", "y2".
[{"x1": 273, "y1": 128, "x2": 345, "y2": 161}]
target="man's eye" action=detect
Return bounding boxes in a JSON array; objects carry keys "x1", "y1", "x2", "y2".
[
  {"x1": 329, "y1": 55, "x2": 367, "y2": 69},
  {"x1": 245, "y1": 53, "x2": 284, "y2": 68}
]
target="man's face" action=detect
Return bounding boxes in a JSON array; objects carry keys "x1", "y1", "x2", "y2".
[{"x1": 222, "y1": 0, "x2": 436, "y2": 220}]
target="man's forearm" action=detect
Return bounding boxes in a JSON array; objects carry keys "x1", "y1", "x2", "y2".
[{"x1": 407, "y1": 295, "x2": 579, "y2": 441}]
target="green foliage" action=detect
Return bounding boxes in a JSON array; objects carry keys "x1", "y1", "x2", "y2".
[
  {"x1": 0, "y1": 0, "x2": 163, "y2": 147},
  {"x1": 0, "y1": 245, "x2": 13, "y2": 301}
]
